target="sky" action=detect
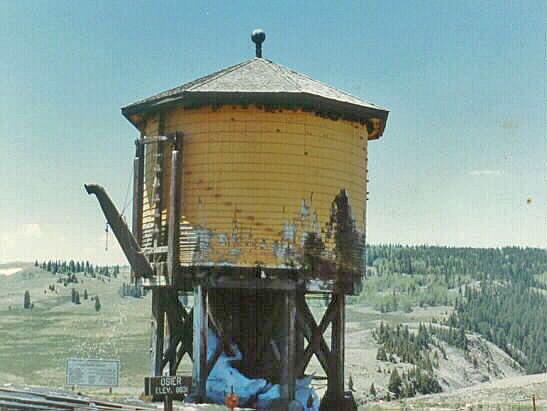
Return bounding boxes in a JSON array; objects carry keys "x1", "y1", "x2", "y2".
[{"x1": 0, "y1": 0, "x2": 545, "y2": 265}]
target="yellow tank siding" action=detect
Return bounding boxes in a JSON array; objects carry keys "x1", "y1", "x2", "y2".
[{"x1": 141, "y1": 104, "x2": 368, "y2": 280}]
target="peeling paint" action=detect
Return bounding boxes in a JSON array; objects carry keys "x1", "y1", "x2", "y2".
[{"x1": 282, "y1": 223, "x2": 296, "y2": 242}]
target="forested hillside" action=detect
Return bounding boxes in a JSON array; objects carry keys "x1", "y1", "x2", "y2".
[
  {"x1": 446, "y1": 283, "x2": 547, "y2": 373},
  {"x1": 365, "y1": 245, "x2": 547, "y2": 374},
  {"x1": 366, "y1": 245, "x2": 547, "y2": 287}
]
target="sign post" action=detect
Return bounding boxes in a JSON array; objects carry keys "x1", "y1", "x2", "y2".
[{"x1": 144, "y1": 375, "x2": 192, "y2": 409}]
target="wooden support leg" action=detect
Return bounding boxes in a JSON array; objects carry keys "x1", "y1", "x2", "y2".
[
  {"x1": 151, "y1": 288, "x2": 165, "y2": 376},
  {"x1": 280, "y1": 291, "x2": 296, "y2": 404},
  {"x1": 328, "y1": 293, "x2": 345, "y2": 402},
  {"x1": 192, "y1": 285, "x2": 208, "y2": 402},
  {"x1": 296, "y1": 292, "x2": 305, "y2": 377},
  {"x1": 167, "y1": 149, "x2": 180, "y2": 287},
  {"x1": 131, "y1": 137, "x2": 144, "y2": 284},
  {"x1": 164, "y1": 289, "x2": 182, "y2": 375}
]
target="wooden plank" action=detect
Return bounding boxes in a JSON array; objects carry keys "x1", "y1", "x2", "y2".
[
  {"x1": 167, "y1": 149, "x2": 180, "y2": 287},
  {"x1": 205, "y1": 276, "x2": 296, "y2": 291},
  {"x1": 151, "y1": 289, "x2": 165, "y2": 376},
  {"x1": 142, "y1": 135, "x2": 170, "y2": 144},
  {"x1": 142, "y1": 132, "x2": 182, "y2": 145},
  {"x1": 142, "y1": 246, "x2": 169, "y2": 254},
  {"x1": 192, "y1": 286, "x2": 208, "y2": 401}
]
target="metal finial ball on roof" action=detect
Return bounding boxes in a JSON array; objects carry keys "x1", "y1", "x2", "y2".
[{"x1": 251, "y1": 29, "x2": 266, "y2": 58}]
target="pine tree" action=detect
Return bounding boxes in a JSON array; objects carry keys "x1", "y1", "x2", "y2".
[
  {"x1": 84, "y1": 289, "x2": 88, "y2": 300},
  {"x1": 388, "y1": 368, "x2": 402, "y2": 398},
  {"x1": 24, "y1": 290, "x2": 31, "y2": 309},
  {"x1": 369, "y1": 383, "x2": 376, "y2": 397},
  {"x1": 95, "y1": 296, "x2": 101, "y2": 312},
  {"x1": 376, "y1": 346, "x2": 388, "y2": 361}
]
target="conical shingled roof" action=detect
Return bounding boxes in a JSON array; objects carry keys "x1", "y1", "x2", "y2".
[{"x1": 122, "y1": 58, "x2": 389, "y2": 137}]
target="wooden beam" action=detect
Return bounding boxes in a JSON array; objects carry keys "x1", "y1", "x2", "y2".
[
  {"x1": 167, "y1": 149, "x2": 180, "y2": 287},
  {"x1": 162, "y1": 290, "x2": 185, "y2": 373},
  {"x1": 280, "y1": 291, "x2": 296, "y2": 403},
  {"x1": 141, "y1": 132, "x2": 182, "y2": 145},
  {"x1": 295, "y1": 302, "x2": 330, "y2": 375},
  {"x1": 206, "y1": 343, "x2": 223, "y2": 379},
  {"x1": 192, "y1": 286, "x2": 208, "y2": 401},
  {"x1": 295, "y1": 294, "x2": 337, "y2": 377},
  {"x1": 329, "y1": 293, "x2": 345, "y2": 400},
  {"x1": 295, "y1": 292, "x2": 305, "y2": 377},
  {"x1": 131, "y1": 133, "x2": 144, "y2": 283},
  {"x1": 175, "y1": 308, "x2": 193, "y2": 370},
  {"x1": 270, "y1": 339, "x2": 281, "y2": 362},
  {"x1": 207, "y1": 307, "x2": 234, "y2": 356},
  {"x1": 257, "y1": 298, "x2": 282, "y2": 363},
  {"x1": 205, "y1": 276, "x2": 296, "y2": 291},
  {"x1": 151, "y1": 289, "x2": 165, "y2": 376},
  {"x1": 142, "y1": 135, "x2": 170, "y2": 144},
  {"x1": 152, "y1": 113, "x2": 166, "y2": 248},
  {"x1": 183, "y1": 308, "x2": 194, "y2": 361}
]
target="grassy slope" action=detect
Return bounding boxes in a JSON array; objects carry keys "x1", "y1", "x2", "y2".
[
  {"x1": 0, "y1": 265, "x2": 188, "y2": 394},
  {"x1": 0, "y1": 264, "x2": 536, "y2": 410}
]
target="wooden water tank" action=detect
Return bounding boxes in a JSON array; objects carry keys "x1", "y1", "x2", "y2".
[{"x1": 122, "y1": 58, "x2": 388, "y2": 294}]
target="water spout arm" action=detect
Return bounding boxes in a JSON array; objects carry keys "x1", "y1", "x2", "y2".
[{"x1": 84, "y1": 184, "x2": 154, "y2": 278}]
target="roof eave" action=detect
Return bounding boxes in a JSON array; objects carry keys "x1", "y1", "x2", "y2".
[{"x1": 122, "y1": 91, "x2": 389, "y2": 138}]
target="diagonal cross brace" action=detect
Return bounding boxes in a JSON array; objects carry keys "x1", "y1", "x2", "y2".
[{"x1": 296, "y1": 295, "x2": 339, "y2": 377}]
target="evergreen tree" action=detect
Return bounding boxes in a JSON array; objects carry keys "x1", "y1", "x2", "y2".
[
  {"x1": 84, "y1": 289, "x2": 88, "y2": 300},
  {"x1": 95, "y1": 296, "x2": 101, "y2": 312},
  {"x1": 369, "y1": 383, "x2": 376, "y2": 397},
  {"x1": 376, "y1": 346, "x2": 388, "y2": 361},
  {"x1": 388, "y1": 368, "x2": 402, "y2": 398},
  {"x1": 24, "y1": 290, "x2": 31, "y2": 309}
]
